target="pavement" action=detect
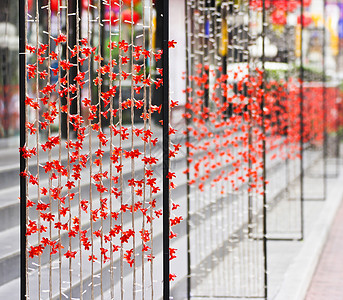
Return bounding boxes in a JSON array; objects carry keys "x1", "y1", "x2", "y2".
[
  {"x1": 274, "y1": 159, "x2": 343, "y2": 300},
  {"x1": 305, "y1": 196, "x2": 343, "y2": 300}
]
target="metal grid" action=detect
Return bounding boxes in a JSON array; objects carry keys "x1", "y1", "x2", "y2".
[
  {"x1": 184, "y1": 0, "x2": 266, "y2": 298},
  {"x1": 20, "y1": 0, "x2": 174, "y2": 299}
]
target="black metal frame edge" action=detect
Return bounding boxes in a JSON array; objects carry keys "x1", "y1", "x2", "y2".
[
  {"x1": 262, "y1": 0, "x2": 268, "y2": 299},
  {"x1": 300, "y1": 0, "x2": 305, "y2": 241},
  {"x1": 191, "y1": 295, "x2": 265, "y2": 299},
  {"x1": 266, "y1": 238, "x2": 303, "y2": 242},
  {"x1": 184, "y1": 0, "x2": 191, "y2": 299},
  {"x1": 322, "y1": 0, "x2": 328, "y2": 199},
  {"x1": 19, "y1": 0, "x2": 27, "y2": 299},
  {"x1": 162, "y1": 0, "x2": 170, "y2": 298}
]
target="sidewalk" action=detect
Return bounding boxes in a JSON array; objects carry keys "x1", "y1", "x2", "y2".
[
  {"x1": 305, "y1": 198, "x2": 343, "y2": 300},
  {"x1": 274, "y1": 160, "x2": 343, "y2": 300}
]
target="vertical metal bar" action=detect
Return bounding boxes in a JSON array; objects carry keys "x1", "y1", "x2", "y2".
[
  {"x1": 57, "y1": 1, "x2": 62, "y2": 297},
  {"x1": 336, "y1": 94, "x2": 341, "y2": 171},
  {"x1": 335, "y1": 29, "x2": 340, "y2": 176},
  {"x1": 75, "y1": 0, "x2": 83, "y2": 295},
  {"x1": 261, "y1": 0, "x2": 268, "y2": 298},
  {"x1": 19, "y1": 0, "x2": 27, "y2": 298},
  {"x1": 184, "y1": 0, "x2": 192, "y2": 298},
  {"x1": 323, "y1": 0, "x2": 327, "y2": 197},
  {"x1": 108, "y1": 0, "x2": 114, "y2": 297},
  {"x1": 47, "y1": 0, "x2": 53, "y2": 298},
  {"x1": 247, "y1": 0, "x2": 253, "y2": 239},
  {"x1": 339, "y1": 0, "x2": 342, "y2": 162},
  {"x1": 204, "y1": 0, "x2": 210, "y2": 110},
  {"x1": 162, "y1": 0, "x2": 170, "y2": 298},
  {"x1": 86, "y1": 2, "x2": 95, "y2": 299},
  {"x1": 300, "y1": 0, "x2": 305, "y2": 240},
  {"x1": 68, "y1": 0, "x2": 77, "y2": 119},
  {"x1": 34, "y1": 1, "x2": 41, "y2": 296},
  {"x1": 129, "y1": 0, "x2": 136, "y2": 297},
  {"x1": 284, "y1": 0, "x2": 291, "y2": 234},
  {"x1": 148, "y1": 1, "x2": 154, "y2": 297},
  {"x1": 118, "y1": 1, "x2": 124, "y2": 298},
  {"x1": 221, "y1": 4, "x2": 229, "y2": 115},
  {"x1": 95, "y1": 0, "x2": 104, "y2": 298}
]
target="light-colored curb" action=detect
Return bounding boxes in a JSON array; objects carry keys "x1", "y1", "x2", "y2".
[{"x1": 275, "y1": 170, "x2": 343, "y2": 300}]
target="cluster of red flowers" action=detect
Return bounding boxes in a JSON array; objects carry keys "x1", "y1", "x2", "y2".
[
  {"x1": 23, "y1": 32, "x2": 181, "y2": 281},
  {"x1": 184, "y1": 64, "x2": 340, "y2": 197},
  {"x1": 184, "y1": 65, "x2": 266, "y2": 195},
  {"x1": 250, "y1": 0, "x2": 313, "y2": 26}
]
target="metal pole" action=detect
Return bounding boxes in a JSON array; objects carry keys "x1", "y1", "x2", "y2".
[
  {"x1": 184, "y1": 0, "x2": 192, "y2": 298},
  {"x1": 300, "y1": 0, "x2": 305, "y2": 241},
  {"x1": 61, "y1": 0, "x2": 78, "y2": 139},
  {"x1": 338, "y1": 0, "x2": 342, "y2": 164},
  {"x1": 323, "y1": 0, "x2": 327, "y2": 197},
  {"x1": 162, "y1": 0, "x2": 170, "y2": 298},
  {"x1": 204, "y1": 0, "x2": 210, "y2": 110},
  {"x1": 19, "y1": 0, "x2": 27, "y2": 298},
  {"x1": 262, "y1": 0, "x2": 268, "y2": 298}
]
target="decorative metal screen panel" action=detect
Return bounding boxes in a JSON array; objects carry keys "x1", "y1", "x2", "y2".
[
  {"x1": 263, "y1": 0, "x2": 304, "y2": 240},
  {"x1": 302, "y1": 0, "x2": 328, "y2": 201},
  {"x1": 18, "y1": 0, "x2": 343, "y2": 300},
  {"x1": 20, "y1": 0, "x2": 176, "y2": 299},
  {"x1": 183, "y1": 0, "x2": 267, "y2": 298}
]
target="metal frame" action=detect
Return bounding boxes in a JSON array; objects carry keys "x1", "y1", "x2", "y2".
[
  {"x1": 19, "y1": 0, "x2": 27, "y2": 299},
  {"x1": 301, "y1": 4, "x2": 328, "y2": 202},
  {"x1": 18, "y1": 0, "x2": 340, "y2": 299},
  {"x1": 162, "y1": 0, "x2": 170, "y2": 298}
]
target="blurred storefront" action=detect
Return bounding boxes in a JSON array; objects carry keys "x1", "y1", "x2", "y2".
[{"x1": 0, "y1": 1, "x2": 19, "y2": 148}]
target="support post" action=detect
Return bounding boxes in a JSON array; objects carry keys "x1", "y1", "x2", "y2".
[
  {"x1": 300, "y1": 0, "x2": 305, "y2": 241},
  {"x1": 262, "y1": 0, "x2": 268, "y2": 298},
  {"x1": 19, "y1": 0, "x2": 27, "y2": 298},
  {"x1": 162, "y1": 0, "x2": 170, "y2": 298}
]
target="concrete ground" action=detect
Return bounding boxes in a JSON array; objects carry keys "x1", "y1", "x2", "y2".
[
  {"x1": 273, "y1": 160, "x2": 343, "y2": 300},
  {"x1": 305, "y1": 197, "x2": 343, "y2": 299}
]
